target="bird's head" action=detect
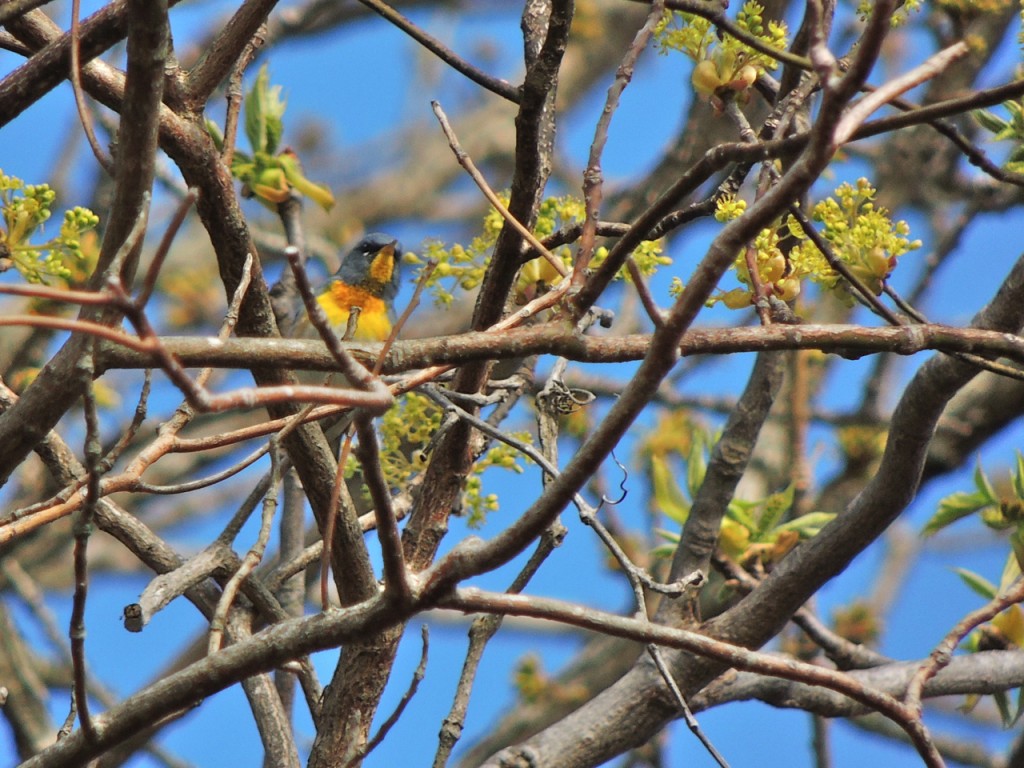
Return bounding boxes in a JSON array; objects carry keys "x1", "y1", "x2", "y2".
[{"x1": 335, "y1": 233, "x2": 403, "y2": 300}]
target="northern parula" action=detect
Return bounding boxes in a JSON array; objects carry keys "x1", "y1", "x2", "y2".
[{"x1": 277, "y1": 233, "x2": 404, "y2": 344}]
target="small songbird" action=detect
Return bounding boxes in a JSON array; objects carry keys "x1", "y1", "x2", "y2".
[
  {"x1": 277, "y1": 233, "x2": 404, "y2": 343},
  {"x1": 272, "y1": 233, "x2": 404, "y2": 446}
]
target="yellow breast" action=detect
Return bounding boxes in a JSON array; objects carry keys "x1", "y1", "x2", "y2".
[{"x1": 317, "y1": 282, "x2": 392, "y2": 341}]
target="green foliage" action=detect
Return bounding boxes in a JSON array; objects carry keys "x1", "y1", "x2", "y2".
[
  {"x1": 831, "y1": 601, "x2": 881, "y2": 646},
  {"x1": 974, "y1": 98, "x2": 1024, "y2": 174},
  {"x1": 641, "y1": 411, "x2": 834, "y2": 563},
  {"x1": 714, "y1": 195, "x2": 747, "y2": 223},
  {"x1": 924, "y1": 453, "x2": 1024, "y2": 664},
  {"x1": 513, "y1": 653, "x2": 546, "y2": 703},
  {"x1": 407, "y1": 194, "x2": 667, "y2": 307},
  {"x1": 655, "y1": 2, "x2": 788, "y2": 100},
  {"x1": 930, "y1": 455, "x2": 1024, "y2": 724},
  {"x1": 937, "y1": 0, "x2": 1012, "y2": 16},
  {"x1": 0, "y1": 170, "x2": 99, "y2": 284},
  {"x1": 351, "y1": 392, "x2": 527, "y2": 526},
  {"x1": 794, "y1": 178, "x2": 921, "y2": 298},
  {"x1": 856, "y1": 0, "x2": 923, "y2": 26},
  {"x1": 208, "y1": 65, "x2": 334, "y2": 210},
  {"x1": 837, "y1": 423, "x2": 888, "y2": 466},
  {"x1": 463, "y1": 432, "x2": 529, "y2": 526},
  {"x1": 953, "y1": 557, "x2": 1024, "y2": 725},
  {"x1": 412, "y1": 234, "x2": 495, "y2": 308},
  {"x1": 953, "y1": 567, "x2": 1000, "y2": 600},
  {"x1": 512, "y1": 652, "x2": 588, "y2": 707},
  {"x1": 922, "y1": 456, "x2": 1024, "y2": 537},
  {"x1": 708, "y1": 178, "x2": 921, "y2": 309}
]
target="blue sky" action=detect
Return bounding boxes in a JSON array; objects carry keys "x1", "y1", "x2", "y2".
[{"x1": 2, "y1": 3, "x2": 1023, "y2": 767}]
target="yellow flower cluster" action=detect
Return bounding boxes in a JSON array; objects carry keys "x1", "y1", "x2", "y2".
[
  {"x1": 353, "y1": 393, "x2": 527, "y2": 526},
  {"x1": 656, "y1": 2, "x2": 788, "y2": 101},
  {"x1": 709, "y1": 180, "x2": 920, "y2": 309},
  {"x1": 0, "y1": 170, "x2": 98, "y2": 284},
  {"x1": 411, "y1": 194, "x2": 668, "y2": 307}
]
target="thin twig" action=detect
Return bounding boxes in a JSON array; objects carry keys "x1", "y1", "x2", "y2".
[
  {"x1": 420, "y1": 386, "x2": 592, "y2": 516},
  {"x1": 320, "y1": 434, "x2": 358, "y2": 611},
  {"x1": 357, "y1": 0, "x2": 518, "y2": 103},
  {"x1": 346, "y1": 625, "x2": 430, "y2": 768},
  {"x1": 431, "y1": 100, "x2": 568, "y2": 279},
  {"x1": 647, "y1": 643, "x2": 731, "y2": 767},
  {"x1": 221, "y1": 30, "x2": 265, "y2": 168},
  {"x1": 208, "y1": 443, "x2": 283, "y2": 654},
  {"x1": 69, "y1": 354, "x2": 101, "y2": 741},
  {"x1": 133, "y1": 444, "x2": 269, "y2": 494},
  {"x1": 69, "y1": 0, "x2": 115, "y2": 176},
  {"x1": 432, "y1": 527, "x2": 566, "y2": 766},
  {"x1": 445, "y1": 587, "x2": 947, "y2": 767},
  {"x1": 625, "y1": 256, "x2": 665, "y2": 328},
  {"x1": 136, "y1": 189, "x2": 198, "y2": 309},
  {"x1": 580, "y1": 498, "x2": 701, "y2": 600},
  {"x1": 882, "y1": 282, "x2": 1024, "y2": 382},
  {"x1": 373, "y1": 259, "x2": 437, "y2": 376},
  {"x1": 575, "y1": 0, "x2": 665, "y2": 278},
  {"x1": 355, "y1": 413, "x2": 410, "y2": 603},
  {"x1": 905, "y1": 577, "x2": 1024, "y2": 715}
]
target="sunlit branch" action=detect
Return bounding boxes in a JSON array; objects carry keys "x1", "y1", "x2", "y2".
[{"x1": 833, "y1": 42, "x2": 970, "y2": 148}]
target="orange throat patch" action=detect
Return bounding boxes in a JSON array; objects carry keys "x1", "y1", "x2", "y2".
[{"x1": 317, "y1": 282, "x2": 391, "y2": 341}]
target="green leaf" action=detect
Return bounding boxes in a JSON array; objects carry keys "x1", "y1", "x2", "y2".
[
  {"x1": 1013, "y1": 688, "x2": 1024, "y2": 727},
  {"x1": 244, "y1": 64, "x2": 286, "y2": 155},
  {"x1": 975, "y1": 460, "x2": 999, "y2": 503},
  {"x1": 650, "y1": 454, "x2": 691, "y2": 524},
  {"x1": 1007, "y1": 145, "x2": 1024, "y2": 165},
  {"x1": 757, "y1": 484, "x2": 794, "y2": 537},
  {"x1": 1013, "y1": 452, "x2": 1024, "y2": 500},
  {"x1": 973, "y1": 108, "x2": 1009, "y2": 135},
  {"x1": 278, "y1": 151, "x2": 335, "y2": 210},
  {"x1": 994, "y1": 689, "x2": 1013, "y2": 727},
  {"x1": 655, "y1": 528, "x2": 680, "y2": 544},
  {"x1": 685, "y1": 433, "x2": 707, "y2": 498},
  {"x1": 954, "y1": 567, "x2": 998, "y2": 600},
  {"x1": 922, "y1": 490, "x2": 992, "y2": 536},
  {"x1": 725, "y1": 498, "x2": 759, "y2": 533},
  {"x1": 244, "y1": 66, "x2": 268, "y2": 152},
  {"x1": 719, "y1": 517, "x2": 751, "y2": 559},
  {"x1": 205, "y1": 118, "x2": 225, "y2": 151},
  {"x1": 1005, "y1": 98, "x2": 1024, "y2": 123},
  {"x1": 1001, "y1": 549, "x2": 1023, "y2": 594},
  {"x1": 773, "y1": 511, "x2": 836, "y2": 538},
  {"x1": 652, "y1": 529, "x2": 680, "y2": 560},
  {"x1": 961, "y1": 633, "x2": 981, "y2": 653},
  {"x1": 651, "y1": 544, "x2": 678, "y2": 560}
]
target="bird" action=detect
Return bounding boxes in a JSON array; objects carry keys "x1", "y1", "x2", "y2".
[
  {"x1": 276, "y1": 232, "x2": 404, "y2": 345},
  {"x1": 271, "y1": 233, "x2": 404, "y2": 449}
]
